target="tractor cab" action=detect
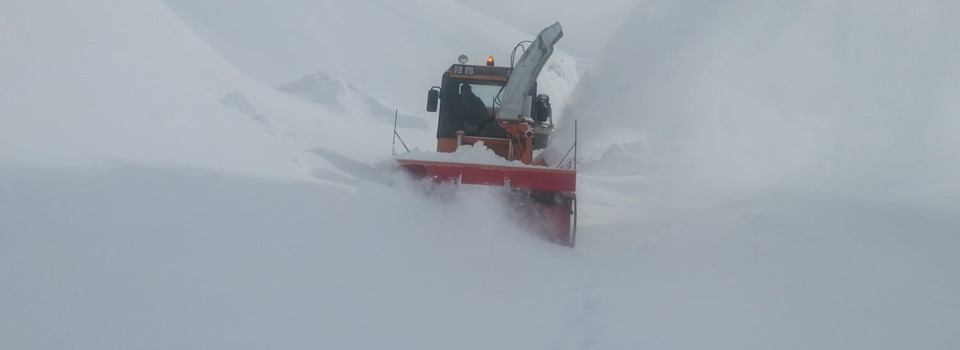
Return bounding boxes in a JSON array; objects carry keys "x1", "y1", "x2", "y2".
[{"x1": 426, "y1": 55, "x2": 553, "y2": 160}]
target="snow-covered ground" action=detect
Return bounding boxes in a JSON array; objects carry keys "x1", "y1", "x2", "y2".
[{"x1": 3, "y1": 0, "x2": 960, "y2": 349}]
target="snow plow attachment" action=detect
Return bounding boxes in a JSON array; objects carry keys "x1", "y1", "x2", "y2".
[
  {"x1": 396, "y1": 160, "x2": 575, "y2": 192},
  {"x1": 396, "y1": 159, "x2": 577, "y2": 247}
]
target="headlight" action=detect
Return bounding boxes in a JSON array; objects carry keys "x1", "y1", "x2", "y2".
[
  {"x1": 464, "y1": 66, "x2": 475, "y2": 75},
  {"x1": 453, "y1": 65, "x2": 464, "y2": 74}
]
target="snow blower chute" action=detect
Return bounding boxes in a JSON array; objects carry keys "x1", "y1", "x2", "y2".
[{"x1": 394, "y1": 22, "x2": 578, "y2": 247}]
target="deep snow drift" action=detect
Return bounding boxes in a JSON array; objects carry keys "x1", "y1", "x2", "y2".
[
  {"x1": 3, "y1": 0, "x2": 960, "y2": 349},
  {"x1": 0, "y1": 165, "x2": 585, "y2": 349}
]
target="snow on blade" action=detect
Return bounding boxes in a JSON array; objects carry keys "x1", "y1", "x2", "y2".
[{"x1": 393, "y1": 141, "x2": 537, "y2": 168}]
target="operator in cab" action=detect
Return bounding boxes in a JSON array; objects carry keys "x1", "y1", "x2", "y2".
[{"x1": 457, "y1": 84, "x2": 490, "y2": 135}]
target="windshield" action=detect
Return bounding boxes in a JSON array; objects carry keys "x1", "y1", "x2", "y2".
[
  {"x1": 435, "y1": 78, "x2": 509, "y2": 139},
  {"x1": 457, "y1": 82, "x2": 502, "y2": 109}
]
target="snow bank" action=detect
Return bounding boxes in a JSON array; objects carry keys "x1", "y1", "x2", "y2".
[
  {"x1": 0, "y1": 0, "x2": 435, "y2": 186},
  {"x1": 278, "y1": 72, "x2": 428, "y2": 129},
  {"x1": 162, "y1": 0, "x2": 580, "y2": 116}
]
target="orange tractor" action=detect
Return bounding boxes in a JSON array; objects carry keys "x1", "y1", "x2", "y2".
[{"x1": 394, "y1": 23, "x2": 578, "y2": 247}]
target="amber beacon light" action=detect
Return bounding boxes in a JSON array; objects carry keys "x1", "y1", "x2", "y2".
[{"x1": 486, "y1": 56, "x2": 495, "y2": 66}]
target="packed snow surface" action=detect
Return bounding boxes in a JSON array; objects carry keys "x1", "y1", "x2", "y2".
[{"x1": 3, "y1": 0, "x2": 960, "y2": 349}]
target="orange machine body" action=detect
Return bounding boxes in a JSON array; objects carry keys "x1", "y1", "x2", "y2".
[{"x1": 396, "y1": 56, "x2": 577, "y2": 246}]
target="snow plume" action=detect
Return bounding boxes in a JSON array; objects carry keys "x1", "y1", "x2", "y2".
[
  {"x1": 545, "y1": 3, "x2": 960, "y2": 347},
  {"x1": 559, "y1": 0, "x2": 960, "y2": 202}
]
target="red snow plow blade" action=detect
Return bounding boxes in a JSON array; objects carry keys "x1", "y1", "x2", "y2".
[
  {"x1": 396, "y1": 159, "x2": 577, "y2": 247},
  {"x1": 395, "y1": 159, "x2": 575, "y2": 192}
]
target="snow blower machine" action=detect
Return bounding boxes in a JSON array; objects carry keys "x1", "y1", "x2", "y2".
[{"x1": 394, "y1": 22, "x2": 578, "y2": 247}]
